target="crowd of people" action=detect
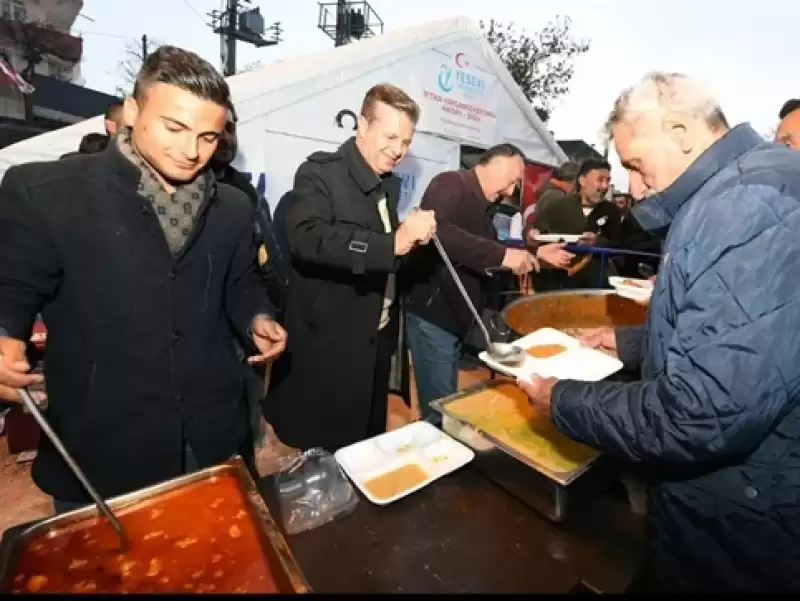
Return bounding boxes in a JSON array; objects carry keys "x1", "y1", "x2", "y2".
[{"x1": 0, "y1": 44, "x2": 798, "y2": 593}]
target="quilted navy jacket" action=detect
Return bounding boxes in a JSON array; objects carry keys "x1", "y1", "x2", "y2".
[{"x1": 552, "y1": 125, "x2": 800, "y2": 593}]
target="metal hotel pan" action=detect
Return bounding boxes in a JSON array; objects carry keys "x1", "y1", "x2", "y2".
[
  {"x1": 431, "y1": 382, "x2": 614, "y2": 523},
  {"x1": 433, "y1": 293, "x2": 648, "y2": 522},
  {"x1": 502, "y1": 289, "x2": 648, "y2": 338},
  {"x1": 0, "y1": 457, "x2": 311, "y2": 594}
]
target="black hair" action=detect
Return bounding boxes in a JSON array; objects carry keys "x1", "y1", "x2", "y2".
[
  {"x1": 477, "y1": 143, "x2": 526, "y2": 166},
  {"x1": 133, "y1": 45, "x2": 230, "y2": 108},
  {"x1": 552, "y1": 161, "x2": 580, "y2": 183},
  {"x1": 210, "y1": 119, "x2": 238, "y2": 170},
  {"x1": 104, "y1": 99, "x2": 123, "y2": 121},
  {"x1": 78, "y1": 133, "x2": 110, "y2": 154},
  {"x1": 578, "y1": 158, "x2": 611, "y2": 179},
  {"x1": 779, "y1": 99, "x2": 800, "y2": 120}
]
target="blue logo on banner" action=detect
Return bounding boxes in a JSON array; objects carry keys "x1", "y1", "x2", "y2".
[
  {"x1": 438, "y1": 65, "x2": 453, "y2": 93},
  {"x1": 396, "y1": 171, "x2": 418, "y2": 219},
  {"x1": 436, "y1": 53, "x2": 487, "y2": 101}
]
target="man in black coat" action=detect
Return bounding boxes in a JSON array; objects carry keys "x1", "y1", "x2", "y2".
[
  {"x1": 209, "y1": 111, "x2": 291, "y2": 451},
  {"x1": 210, "y1": 113, "x2": 289, "y2": 315},
  {"x1": 266, "y1": 83, "x2": 436, "y2": 453},
  {"x1": 0, "y1": 45, "x2": 286, "y2": 512}
]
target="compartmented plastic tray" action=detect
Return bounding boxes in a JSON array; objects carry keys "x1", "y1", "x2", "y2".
[
  {"x1": 335, "y1": 422, "x2": 475, "y2": 506},
  {"x1": 479, "y1": 327, "x2": 623, "y2": 381},
  {"x1": 609, "y1": 276, "x2": 653, "y2": 302}
]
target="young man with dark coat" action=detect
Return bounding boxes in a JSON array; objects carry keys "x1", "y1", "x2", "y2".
[{"x1": 0, "y1": 46, "x2": 286, "y2": 512}]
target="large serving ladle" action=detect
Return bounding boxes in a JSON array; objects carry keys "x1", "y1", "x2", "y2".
[
  {"x1": 17, "y1": 387, "x2": 130, "y2": 551},
  {"x1": 431, "y1": 234, "x2": 525, "y2": 366}
]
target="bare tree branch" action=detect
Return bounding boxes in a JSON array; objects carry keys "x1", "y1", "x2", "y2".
[
  {"x1": 480, "y1": 16, "x2": 590, "y2": 123},
  {"x1": 113, "y1": 37, "x2": 160, "y2": 96}
]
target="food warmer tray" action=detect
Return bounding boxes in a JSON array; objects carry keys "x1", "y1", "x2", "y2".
[
  {"x1": 0, "y1": 457, "x2": 311, "y2": 594},
  {"x1": 431, "y1": 381, "x2": 617, "y2": 523}
]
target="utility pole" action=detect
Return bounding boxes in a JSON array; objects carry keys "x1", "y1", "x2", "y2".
[
  {"x1": 209, "y1": 0, "x2": 283, "y2": 77},
  {"x1": 223, "y1": 0, "x2": 236, "y2": 77},
  {"x1": 141, "y1": 34, "x2": 148, "y2": 62},
  {"x1": 318, "y1": 1, "x2": 382, "y2": 47},
  {"x1": 334, "y1": 0, "x2": 347, "y2": 47}
]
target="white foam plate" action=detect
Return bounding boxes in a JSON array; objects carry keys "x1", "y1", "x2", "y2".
[
  {"x1": 534, "y1": 233, "x2": 582, "y2": 243},
  {"x1": 609, "y1": 276, "x2": 653, "y2": 301},
  {"x1": 334, "y1": 421, "x2": 475, "y2": 506},
  {"x1": 479, "y1": 327, "x2": 624, "y2": 381}
]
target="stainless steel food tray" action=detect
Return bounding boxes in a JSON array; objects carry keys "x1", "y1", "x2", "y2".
[
  {"x1": 0, "y1": 456, "x2": 311, "y2": 594},
  {"x1": 431, "y1": 381, "x2": 610, "y2": 523}
]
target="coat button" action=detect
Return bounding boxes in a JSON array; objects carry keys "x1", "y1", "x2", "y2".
[
  {"x1": 139, "y1": 204, "x2": 149, "y2": 214},
  {"x1": 176, "y1": 394, "x2": 184, "y2": 403},
  {"x1": 168, "y1": 270, "x2": 176, "y2": 280},
  {"x1": 744, "y1": 486, "x2": 758, "y2": 499},
  {"x1": 171, "y1": 331, "x2": 180, "y2": 342}
]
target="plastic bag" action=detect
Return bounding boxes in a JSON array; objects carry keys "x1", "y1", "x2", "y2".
[{"x1": 272, "y1": 448, "x2": 359, "y2": 535}]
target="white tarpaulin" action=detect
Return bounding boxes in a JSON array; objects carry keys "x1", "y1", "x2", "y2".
[{"x1": 0, "y1": 16, "x2": 566, "y2": 214}]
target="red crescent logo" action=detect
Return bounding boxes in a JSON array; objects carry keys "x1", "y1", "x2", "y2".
[{"x1": 454, "y1": 52, "x2": 468, "y2": 68}]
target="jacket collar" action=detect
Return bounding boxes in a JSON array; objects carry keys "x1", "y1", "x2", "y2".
[
  {"x1": 341, "y1": 136, "x2": 390, "y2": 194},
  {"x1": 101, "y1": 132, "x2": 218, "y2": 202},
  {"x1": 465, "y1": 168, "x2": 494, "y2": 212},
  {"x1": 633, "y1": 123, "x2": 764, "y2": 233}
]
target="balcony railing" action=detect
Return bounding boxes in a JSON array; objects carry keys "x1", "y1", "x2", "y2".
[{"x1": 0, "y1": 16, "x2": 82, "y2": 64}]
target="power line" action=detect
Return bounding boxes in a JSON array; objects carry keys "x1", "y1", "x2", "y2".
[
  {"x1": 79, "y1": 30, "x2": 129, "y2": 40},
  {"x1": 181, "y1": 0, "x2": 208, "y2": 24}
]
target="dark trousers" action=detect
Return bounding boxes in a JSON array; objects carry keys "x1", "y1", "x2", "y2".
[
  {"x1": 52, "y1": 441, "x2": 202, "y2": 515},
  {"x1": 367, "y1": 317, "x2": 399, "y2": 438},
  {"x1": 405, "y1": 313, "x2": 462, "y2": 421}
]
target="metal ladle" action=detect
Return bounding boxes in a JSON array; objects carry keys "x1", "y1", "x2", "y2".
[
  {"x1": 432, "y1": 234, "x2": 525, "y2": 366},
  {"x1": 637, "y1": 263, "x2": 655, "y2": 279},
  {"x1": 17, "y1": 387, "x2": 130, "y2": 551}
]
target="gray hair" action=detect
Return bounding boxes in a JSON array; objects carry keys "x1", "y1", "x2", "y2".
[{"x1": 603, "y1": 72, "x2": 729, "y2": 142}]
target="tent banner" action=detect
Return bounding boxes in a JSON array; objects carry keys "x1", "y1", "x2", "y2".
[{"x1": 415, "y1": 48, "x2": 501, "y2": 148}]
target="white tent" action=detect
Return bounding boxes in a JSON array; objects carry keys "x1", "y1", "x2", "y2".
[{"x1": 0, "y1": 16, "x2": 566, "y2": 218}]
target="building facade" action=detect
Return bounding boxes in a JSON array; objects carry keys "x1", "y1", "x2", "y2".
[{"x1": 0, "y1": 0, "x2": 117, "y2": 148}]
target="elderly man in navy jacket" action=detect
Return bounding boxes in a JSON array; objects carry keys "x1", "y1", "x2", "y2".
[{"x1": 518, "y1": 72, "x2": 800, "y2": 593}]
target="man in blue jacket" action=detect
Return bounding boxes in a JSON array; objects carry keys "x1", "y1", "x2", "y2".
[{"x1": 518, "y1": 72, "x2": 800, "y2": 593}]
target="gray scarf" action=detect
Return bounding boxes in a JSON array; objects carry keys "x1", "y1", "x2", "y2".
[{"x1": 116, "y1": 129, "x2": 206, "y2": 254}]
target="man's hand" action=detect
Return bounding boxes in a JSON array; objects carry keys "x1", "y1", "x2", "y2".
[
  {"x1": 502, "y1": 248, "x2": 540, "y2": 275},
  {"x1": 516, "y1": 375, "x2": 558, "y2": 417},
  {"x1": 395, "y1": 209, "x2": 437, "y2": 255},
  {"x1": 578, "y1": 232, "x2": 598, "y2": 246},
  {"x1": 535, "y1": 243, "x2": 574, "y2": 269},
  {"x1": 576, "y1": 327, "x2": 617, "y2": 354},
  {"x1": 631, "y1": 275, "x2": 657, "y2": 306},
  {"x1": 248, "y1": 316, "x2": 287, "y2": 365},
  {"x1": 0, "y1": 337, "x2": 44, "y2": 402}
]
